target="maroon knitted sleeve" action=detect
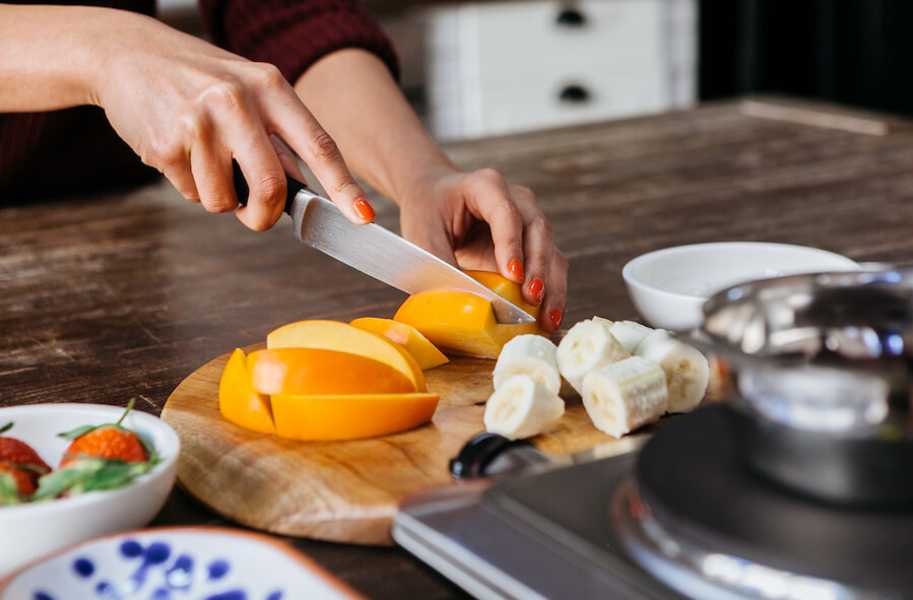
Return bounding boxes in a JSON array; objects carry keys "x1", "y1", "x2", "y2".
[{"x1": 198, "y1": 0, "x2": 400, "y2": 84}]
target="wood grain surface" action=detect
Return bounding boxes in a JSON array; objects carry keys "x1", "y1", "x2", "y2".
[
  {"x1": 6, "y1": 98, "x2": 913, "y2": 597},
  {"x1": 161, "y1": 349, "x2": 615, "y2": 545}
]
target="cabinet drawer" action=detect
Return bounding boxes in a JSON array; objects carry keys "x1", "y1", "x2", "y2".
[
  {"x1": 478, "y1": 72, "x2": 666, "y2": 135},
  {"x1": 427, "y1": 0, "x2": 696, "y2": 138},
  {"x1": 470, "y1": 0, "x2": 667, "y2": 90}
]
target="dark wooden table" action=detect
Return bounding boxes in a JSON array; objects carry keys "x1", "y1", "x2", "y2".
[{"x1": 4, "y1": 98, "x2": 913, "y2": 597}]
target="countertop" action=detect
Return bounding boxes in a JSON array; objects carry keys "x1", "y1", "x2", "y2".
[{"x1": 4, "y1": 98, "x2": 913, "y2": 597}]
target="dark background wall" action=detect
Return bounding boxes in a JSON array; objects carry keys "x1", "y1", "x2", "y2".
[{"x1": 700, "y1": 0, "x2": 913, "y2": 116}]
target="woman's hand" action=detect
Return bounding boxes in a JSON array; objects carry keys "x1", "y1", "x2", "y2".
[
  {"x1": 87, "y1": 10, "x2": 373, "y2": 231},
  {"x1": 400, "y1": 167, "x2": 568, "y2": 332}
]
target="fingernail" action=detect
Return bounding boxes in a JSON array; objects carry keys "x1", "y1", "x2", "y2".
[
  {"x1": 353, "y1": 197, "x2": 375, "y2": 222},
  {"x1": 548, "y1": 308, "x2": 563, "y2": 329},
  {"x1": 528, "y1": 278, "x2": 544, "y2": 303},
  {"x1": 508, "y1": 258, "x2": 524, "y2": 280}
]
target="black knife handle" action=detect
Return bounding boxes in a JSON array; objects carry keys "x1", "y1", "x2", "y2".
[{"x1": 232, "y1": 161, "x2": 307, "y2": 215}]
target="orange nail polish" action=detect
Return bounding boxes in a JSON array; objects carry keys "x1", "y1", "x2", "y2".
[
  {"x1": 548, "y1": 308, "x2": 563, "y2": 329},
  {"x1": 507, "y1": 258, "x2": 524, "y2": 280},
  {"x1": 528, "y1": 278, "x2": 545, "y2": 303},
  {"x1": 353, "y1": 197, "x2": 375, "y2": 222}
]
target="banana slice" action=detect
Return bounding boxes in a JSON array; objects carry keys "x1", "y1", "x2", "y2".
[
  {"x1": 581, "y1": 356, "x2": 668, "y2": 438},
  {"x1": 609, "y1": 320, "x2": 654, "y2": 353},
  {"x1": 635, "y1": 330, "x2": 709, "y2": 413},
  {"x1": 557, "y1": 318, "x2": 629, "y2": 395},
  {"x1": 484, "y1": 374, "x2": 565, "y2": 440},
  {"x1": 592, "y1": 316, "x2": 614, "y2": 328},
  {"x1": 493, "y1": 334, "x2": 561, "y2": 395}
]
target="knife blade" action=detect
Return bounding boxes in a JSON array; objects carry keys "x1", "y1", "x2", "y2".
[{"x1": 232, "y1": 163, "x2": 537, "y2": 325}]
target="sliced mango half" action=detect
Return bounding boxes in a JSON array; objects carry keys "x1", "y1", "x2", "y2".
[
  {"x1": 350, "y1": 317, "x2": 449, "y2": 370},
  {"x1": 394, "y1": 271, "x2": 542, "y2": 358}
]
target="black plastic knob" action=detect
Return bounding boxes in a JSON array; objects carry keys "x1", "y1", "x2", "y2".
[
  {"x1": 556, "y1": 7, "x2": 586, "y2": 27},
  {"x1": 558, "y1": 84, "x2": 591, "y2": 104},
  {"x1": 449, "y1": 432, "x2": 530, "y2": 480}
]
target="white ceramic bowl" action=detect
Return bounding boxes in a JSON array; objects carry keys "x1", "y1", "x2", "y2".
[
  {"x1": 622, "y1": 242, "x2": 860, "y2": 330},
  {"x1": 0, "y1": 403, "x2": 179, "y2": 576},
  {"x1": 0, "y1": 526, "x2": 358, "y2": 599}
]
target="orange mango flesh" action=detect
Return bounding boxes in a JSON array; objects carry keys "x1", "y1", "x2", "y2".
[
  {"x1": 271, "y1": 392, "x2": 439, "y2": 441},
  {"x1": 394, "y1": 271, "x2": 542, "y2": 358},
  {"x1": 219, "y1": 348, "x2": 275, "y2": 434},
  {"x1": 464, "y1": 270, "x2": 541, "y2": 317},
  {"x1": 350, "y1": 317, "x2": 449, "y2": 370},
  {"x1": 248, "y1": 348, "x2": 416, "y2": 395},
  {"x1": 266, "y1": 320, "x2": 426, "y2": 392}
]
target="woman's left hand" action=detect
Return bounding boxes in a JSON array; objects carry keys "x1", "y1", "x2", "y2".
[{"x1": 400, "y1": 167, "x2": 568, "y2": 333}]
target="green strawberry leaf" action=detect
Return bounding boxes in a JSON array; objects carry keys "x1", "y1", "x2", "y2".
[
  {"x1": 57, "y1": 398, "x2": 141, "y2": 441},
  {"x1": 17, "y1": 463, "x2": 50, "y2": 476},
  {"x1": 57, "y1": 424, "x2": 98, "y2": 441},
  {"x1": 0, "y1": 422, "x2": 13, "y2": 435},
  {"x1": 33, "y1": 461, "x2": 99, "y2": 500},
  {"x1": 34, "y1": 458, "x2": 155, "y2": 501},
  {"x1": 136, "y1": 431, "x2": 159, "y2": 465},
  {"x1": 0, "y1": 472, "x2": 21, "y2": 506}
]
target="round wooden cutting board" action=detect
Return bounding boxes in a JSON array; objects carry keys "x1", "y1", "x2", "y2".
[{"x1": 161, "y1": 348, "x2": 644, "y2": 546}]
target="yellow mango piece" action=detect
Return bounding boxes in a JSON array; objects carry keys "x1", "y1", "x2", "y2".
[
  {"x1": 394, "y1": 271, "x2": 542, "y2": 358},
  {"x1": 464, "y1": 270, "x2": 541, "y2": 317},
  {"x1": 350, "y1": 317, "x2": 449, "y2": 370},
  {"x1": 248, "y1": 348, "x2": 416, "y2": 395},
  {"x1": 266, "y1": 320, "x2": 426, "y2": 392},
  {"x1": 219, "y1": 348, "x2": 275, "y2": 434},
  {"x1": 271, "y1": 392, "x2": 440, "y2": 441}
]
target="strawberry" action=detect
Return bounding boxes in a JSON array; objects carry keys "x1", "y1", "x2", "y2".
[
  {"x1": 0, "y1": 461, "x2": 36, "y2": 505},
  {"x1": 0, "y1": 422, "x2": 50, "y2": 475},
  {"x1": 33, "y1": 400, "x2": 158, "y2": 501},
  {"x1": 58, "y1": 400, "x2": 150, "y2": 468}
]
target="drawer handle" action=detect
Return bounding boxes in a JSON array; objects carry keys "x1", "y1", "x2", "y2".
[
  {"x1": 555, "y1": 7, "x2": 587, "y2": 27},
  {"x1": 558, "y1": 84, "x2": 591, "y2": 104}
]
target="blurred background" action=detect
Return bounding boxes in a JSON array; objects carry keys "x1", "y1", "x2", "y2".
[{"x1": 160, "y1": 0, "x2": 913, "y2": 140}]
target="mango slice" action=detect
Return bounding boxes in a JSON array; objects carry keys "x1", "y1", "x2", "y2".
[
  {"x1": 394, "y1": 271, "x2": 542, "y2": 358},
  {"x1": 266, "y1": 320, "x2": 427, "y2": 392},
  {"x1": 465, "y1": 270, "x2": 541, "y2": 317},
  {"x1": 271, "y1": 392, "x2": 440, "y2": 441},
  {"x1": 350, "y1": 317, "x2": 449, "y2": 370},
  {"x1": 248, "y1": 348, "x2": 416, "y2": 395},
  {"x1": 219, "y1": 348, "x2": 275, "y2": 434}
]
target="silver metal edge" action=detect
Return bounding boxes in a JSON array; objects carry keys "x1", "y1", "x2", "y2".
[
  {"x1": 611, "y1": 478, "x2": 884, "y2": 600},
  {"x1": 392, "y1": 512, "x2": 547, "y2": 600}
]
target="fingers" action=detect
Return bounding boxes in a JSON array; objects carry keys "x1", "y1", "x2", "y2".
[
  {"x1": 230, "y1": 128, "x2": 287, "y2": 232},
  {"x1": 512, "y1": 186, "x2": 552, "y2": 306},
  {"x1": 163, "y1": 163, "x2": 200, "y2": 203},
  {"x1": 508, "y1": 184, "x2": 566, "y2": 331},
  {"x1": 258, "y1": 84, "x2": 373, "y2": 224},
  {"x1": 464, "y1": 169, "x2": 526, "y2": 283},
  {"x1": 183, "y1": 80, "x2": 286, "y2": 231},
  {"x1": 208, "y1": 84, "x2": 287, "y2": 231},
  {"x1": 541, "y1": 251, "x2": 569, "y2": 333},
  {"x1": 189, "y1": 135, "x2": 236, "y2": 215}
]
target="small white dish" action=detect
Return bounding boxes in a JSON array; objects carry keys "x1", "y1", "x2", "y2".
[
  {"x1": 622, "y1": 242, "x2": 860, "y2": 330},
  {"x1": 0, "y1": 526, "x2": 360, "y2": 599},
  {"x1": 0, "y1": 403, "x2": 179, "y2": 576}
]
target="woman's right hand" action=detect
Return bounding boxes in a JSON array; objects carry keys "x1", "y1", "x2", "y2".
[{"x1": 87, "y1": 10, "x2": 373, "y2": 231}]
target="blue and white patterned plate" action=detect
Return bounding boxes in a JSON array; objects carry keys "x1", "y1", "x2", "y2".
[{"x1": 0, "y1": 527, "x2": 360, "y2": 600}]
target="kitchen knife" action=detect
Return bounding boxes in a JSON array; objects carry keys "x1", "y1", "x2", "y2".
[{"x1": 232, "y1": 164, "x2": 537, "y2": 324}]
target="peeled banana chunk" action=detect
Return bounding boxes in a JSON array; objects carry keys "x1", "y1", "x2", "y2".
[
  {"x1": 493, "y1": 334, "x2": 561, "y2": 395},
  {"x1": 484, "y1": 374, "x2": 565, "y2": 440},
  {"x1": 557, "y1": 318, "x2": 629, "y2": 395},
  {"x1": 635, "y1": 330, "x2": 709, "y2": 413},
  {"x1": 582, "y1": 356, "x2": 668, "y2": 438}
]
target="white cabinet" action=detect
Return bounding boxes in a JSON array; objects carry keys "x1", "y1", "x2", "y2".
[{"x1": 426, "y1": 0, "x2": 696, "y2": 139}]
